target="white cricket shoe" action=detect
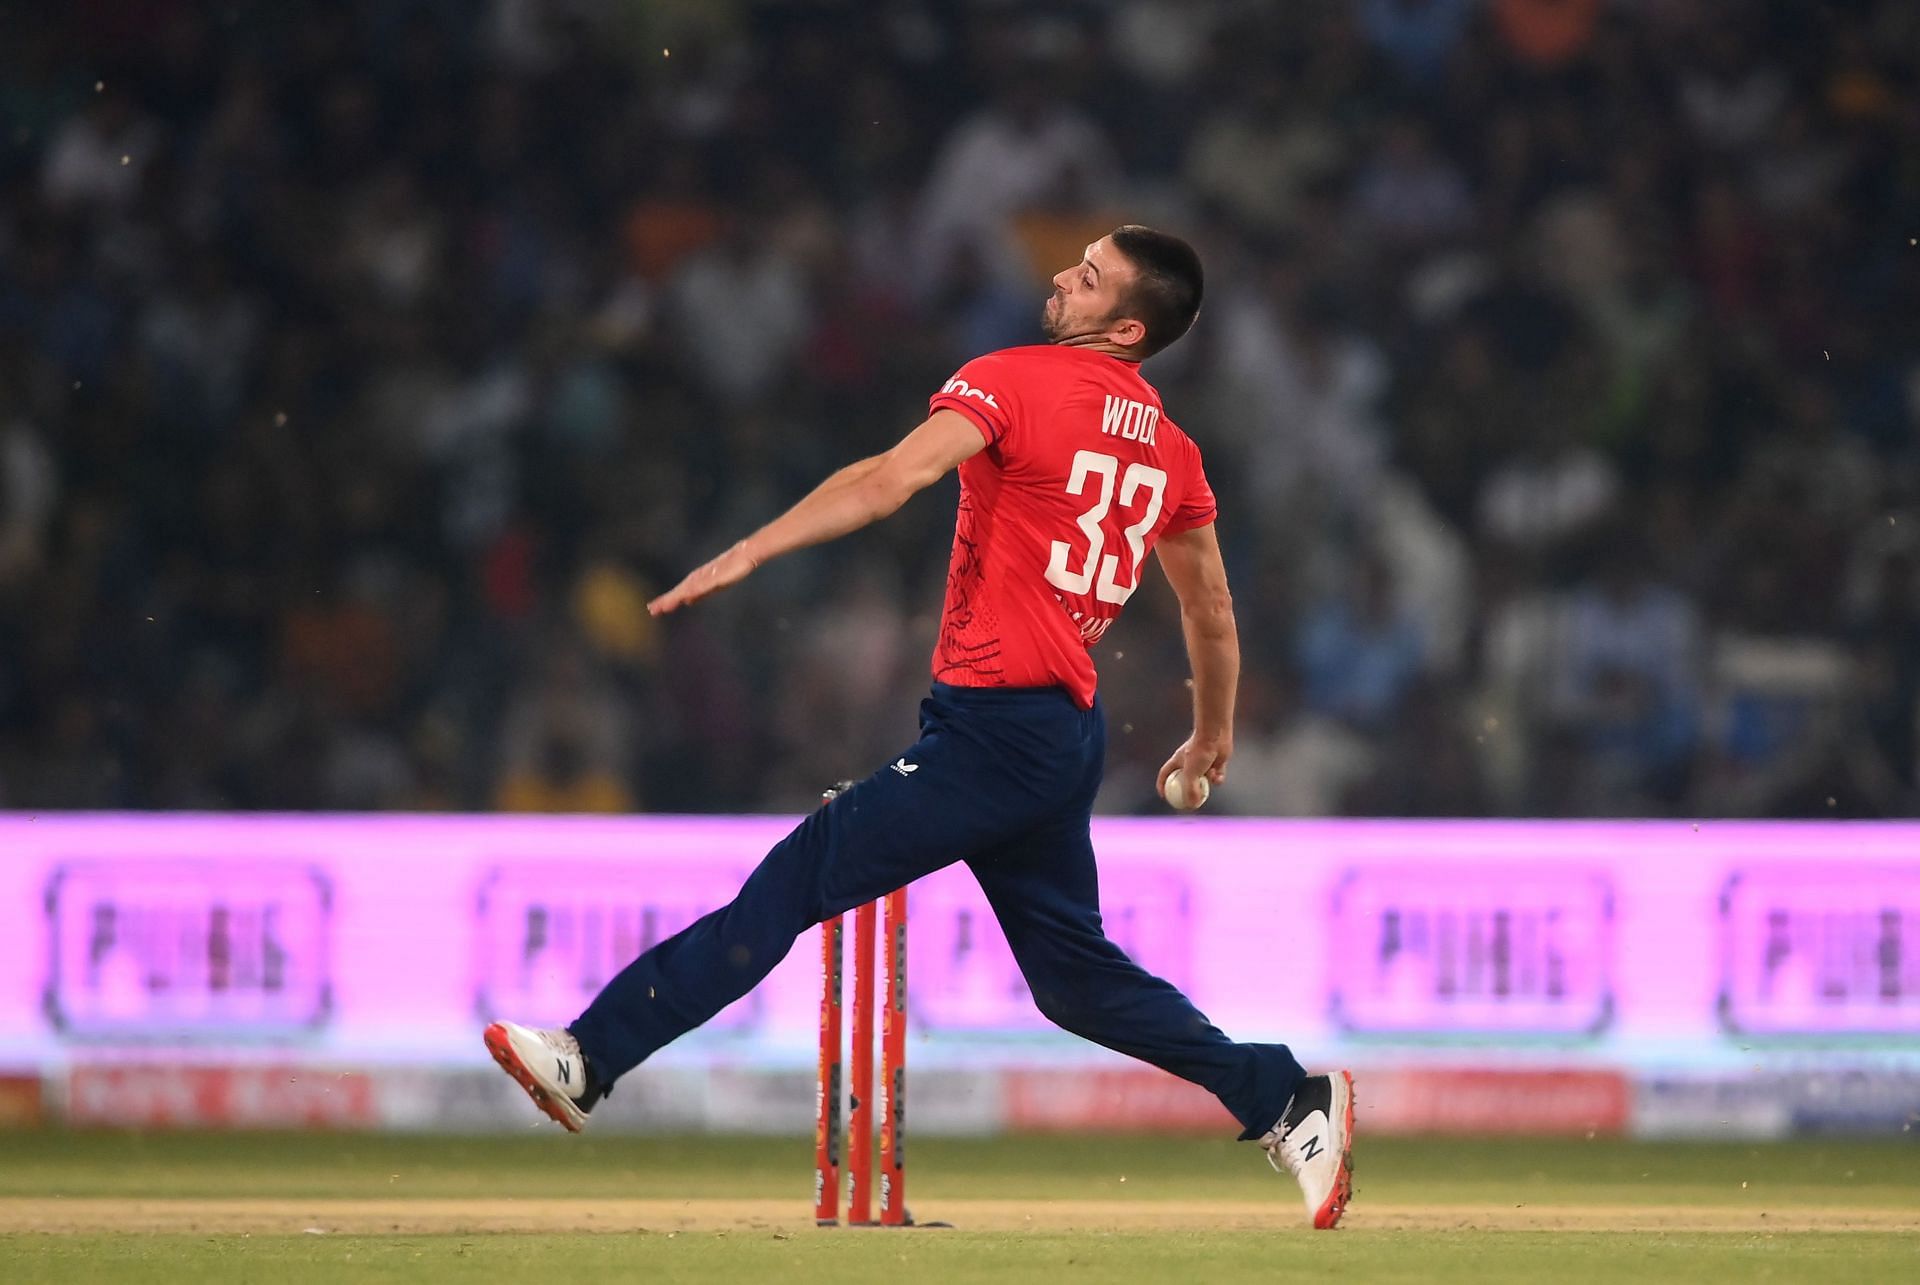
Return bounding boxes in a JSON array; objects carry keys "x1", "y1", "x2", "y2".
[
  {"x1": 1260, "y1": 1070, "x2": 1355, "y2": 1229},
  {"x1": 484, "y1": 1020, "x2": 597, "y2": 1132}
]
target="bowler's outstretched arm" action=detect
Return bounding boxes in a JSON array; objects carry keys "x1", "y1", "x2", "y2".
[{"x1": 647, "y1": 409, "x2": 986, "y2": 616}]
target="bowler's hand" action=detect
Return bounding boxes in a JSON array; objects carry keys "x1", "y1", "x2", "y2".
[
  {"x1": 1156, "y1": 734, "x2": 1231, "y2": 799},
  {"x1": 648, "y1": 542, "x2": 759, "y2": 615}
]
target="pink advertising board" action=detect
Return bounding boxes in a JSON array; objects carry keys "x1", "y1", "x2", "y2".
[{"x1": 0, "y1": 816, "x2": 1916, "y2": 1074}]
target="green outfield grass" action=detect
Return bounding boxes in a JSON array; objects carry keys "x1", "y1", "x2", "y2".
[{"x1": 3, "y1": 1131, "x2": 1917, "y2": 1283}]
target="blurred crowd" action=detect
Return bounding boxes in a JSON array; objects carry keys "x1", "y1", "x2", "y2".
[{"x1": 1, "y1": 0, "x2": 1916, "y2": 818}]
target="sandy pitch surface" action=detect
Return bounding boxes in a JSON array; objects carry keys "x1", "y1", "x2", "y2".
[{"x1": 3, "y1": 1199, "x2": 1916, "y2": 1236}]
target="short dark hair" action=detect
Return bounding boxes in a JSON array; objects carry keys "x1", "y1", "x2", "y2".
[{"x1": 1107, "y1": 225, "x2": 1204, "y2": 359}]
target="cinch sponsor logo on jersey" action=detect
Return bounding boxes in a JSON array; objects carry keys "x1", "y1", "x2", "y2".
[
  {"x1": 941, "y1": 377, "x2": 999, "y2": 409},
  {"x1": 1101, "y1": 396, "x2": 1159, "y2": 446}
]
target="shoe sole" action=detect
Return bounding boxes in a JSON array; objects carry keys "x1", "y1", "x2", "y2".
[
  {"x1": 1313, "y1": 1070, "x2": 1356, "y2": 1230},
  {"x1": 484, "y1": 1022, "x2": 587, "y2": 1133}
]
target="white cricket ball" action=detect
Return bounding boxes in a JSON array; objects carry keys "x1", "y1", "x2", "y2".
[{"x1": 1164, "y1": 767, "x2": 1210, "y2": 811}]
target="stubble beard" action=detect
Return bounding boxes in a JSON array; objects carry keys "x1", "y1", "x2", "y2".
[
  {"x1": 1042, "y1": 293, "x2": 1105, "y2": 343},
  {"x1": 1040, "y1": 293, "x2": 1066, "y2": 341}
]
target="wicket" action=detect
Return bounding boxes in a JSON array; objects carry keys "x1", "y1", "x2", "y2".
[{"x1": 813, "y1": 784, "x2": 913, "y2": 1227}]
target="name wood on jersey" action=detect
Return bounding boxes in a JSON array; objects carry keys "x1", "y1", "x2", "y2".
[{"x1": 1100, "y1": 395, "x2": 1159, "y2": 446}]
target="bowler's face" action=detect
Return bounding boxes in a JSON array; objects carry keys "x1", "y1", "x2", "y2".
[{"x1": 1043, "y1": 236, "x2": 1135, "y2": 342}]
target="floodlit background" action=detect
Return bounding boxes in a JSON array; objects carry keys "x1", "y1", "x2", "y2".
[
  {"x1": 2, "y1": 0, "x2": 1916, "y2": 819},
  {"x1": 0, "y1": 0, "x2": 1916, "y2": 1153}
]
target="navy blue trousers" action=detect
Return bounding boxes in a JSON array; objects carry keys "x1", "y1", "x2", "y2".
[{"x1": 570, "y1": 683, "x2": 1304, "y2": 1138}]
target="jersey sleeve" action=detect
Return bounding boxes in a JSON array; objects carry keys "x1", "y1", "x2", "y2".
[
  {"x1": 929, "y1": 353, "x2": 1018, "y2": 449},
  {"x1": 1163, "y1": 438, "x2": 1218, "y2": 535}
]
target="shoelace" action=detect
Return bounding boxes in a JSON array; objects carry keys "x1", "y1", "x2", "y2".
[
  {"x1": 1261, "y1": 1089, "x2": 1301, "y2": 1175},
  {"x1": 1262, "y1": 1142, "x2": 1287, "y2": 1175},
  {"x1": 537, "y1": 1028, "x2": 583, "y2": 1058},
  {"x1": 1261, "y1": 1127, "x2": 1298, "y2": 1176}
]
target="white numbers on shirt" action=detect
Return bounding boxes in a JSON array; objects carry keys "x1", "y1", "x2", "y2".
[
  {"x1": 1044, "y1": 450, "x2": 1168, "y2": 605},
  {"x1": 1100, "y1": 459, "x2": 1167, "y2": 603}
]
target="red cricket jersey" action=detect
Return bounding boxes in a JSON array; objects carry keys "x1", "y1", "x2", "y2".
[{"x1": 926, "y1": 344, "x2": 1217, "y2": 708}]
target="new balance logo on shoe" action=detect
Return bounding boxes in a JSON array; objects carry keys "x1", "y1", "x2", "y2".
[
  {"x1": 484, "y1": 1020, "x2": 594, "y2": 1133},
  {"x1": 891, "y1": 759, "x2": 919, "y2": 776},
  {"x1": 1259, "y1": 1071, "x2": 1354, "y2": 1230}
]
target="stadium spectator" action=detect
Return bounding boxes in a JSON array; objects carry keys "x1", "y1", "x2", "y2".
[
  {"x1": 0, "y1": 0, "x2": 1913, "y2": 819},
  {"x1": 1294, "y1": 553, "x2": 1428, "y2": 734}
]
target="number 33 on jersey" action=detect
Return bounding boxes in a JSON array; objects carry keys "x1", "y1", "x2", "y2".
[{"x1": 927, "y1": 344, "x2": 1216, "y2": 709}]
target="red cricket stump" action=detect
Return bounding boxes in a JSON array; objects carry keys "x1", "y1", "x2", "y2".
[
  {"x1": 847, "y1": 898, "x2": 878, "y2": 1225},
  {"x1": 878, "y1": 886, "x2": 909, "y2": 1226},
  {"x1": 812, "y1": 913, "x2": 844, "y2": 1226},
  {"x1": 813, "y1": 779, "x2": 933, "y2": 1230}
]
